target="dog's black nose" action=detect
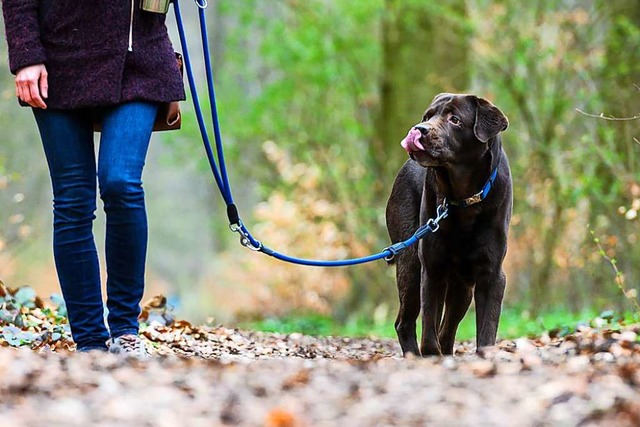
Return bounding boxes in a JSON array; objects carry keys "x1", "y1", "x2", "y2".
[{"x1": 414, "y1": 124, "x2": 431, "y2": 135}]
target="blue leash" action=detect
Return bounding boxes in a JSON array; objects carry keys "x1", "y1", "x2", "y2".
[{"x1": 173, "y1": 0, "x2": 449, "y2": 266}]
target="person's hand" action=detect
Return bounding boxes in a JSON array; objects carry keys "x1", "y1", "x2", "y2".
[{"x1": 15, "y1": 64, "x2": 48, "y2": 109}]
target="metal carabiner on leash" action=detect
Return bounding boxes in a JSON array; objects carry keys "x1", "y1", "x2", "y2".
[
  {"x1": 229, "y1": 221, "x2": 263, "y2": 251},
  {"x1": 382, "y1": 199, "x2": 449, "y2": 261},
  {"x1": 424, "y1": 199, "x2": 449, "y2": 234}
]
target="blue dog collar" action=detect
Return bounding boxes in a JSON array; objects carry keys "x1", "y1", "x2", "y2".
[{"x1": 448, "y1": 161, "x2": 500, "y2": 208}]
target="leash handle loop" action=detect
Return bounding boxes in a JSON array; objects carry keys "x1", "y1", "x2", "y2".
[{"x1": 194, "y1": 0, "x2": 208, "y2": 9}]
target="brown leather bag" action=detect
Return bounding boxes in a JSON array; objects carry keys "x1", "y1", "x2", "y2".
[
  {"x1": 152, "y1": 52, "x2": 183, "y2": 131},
  {"x1": 153, "y1": 100, "x2": 181, "y2": 131}
]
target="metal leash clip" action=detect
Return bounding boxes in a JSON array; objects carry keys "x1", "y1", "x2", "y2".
[
  {"x1": 240, "y1": 236, "x2": 263, "y2": 251},
  {"x1": 229, "y1": 220, "x2": 243, "y2": 233},
  {"x1": 425, "y1": 217, "x2": 440, "y2": 233},
  {"x1": 383, "y1": 199, "x2": 449, "y2": 262},
  {"x1": 436, "y1": 199, "x2": 449, "y2": 220},
  {"x1": 427, "y1": 199, "x2": 449, "y2": 232},
  {"x1": 229, "y1": 221, "x2": 263, "y2": 251}
]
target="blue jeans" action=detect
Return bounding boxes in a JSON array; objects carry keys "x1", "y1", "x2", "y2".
[{"x1": 33, "y1": 102, "x2": 158, "y2": 351}]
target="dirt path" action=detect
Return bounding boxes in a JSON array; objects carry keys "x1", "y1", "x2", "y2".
[{"x1": 1, "y1": 324, "x2": 640, "y2": 427}]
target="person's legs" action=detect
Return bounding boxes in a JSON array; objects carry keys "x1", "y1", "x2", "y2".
[
  {"x1": 97, "y1": 101, "x2": 158, "y2": 339},
  {"x1": 33, "y1": 108, "x2": 109, "y2": 351}
]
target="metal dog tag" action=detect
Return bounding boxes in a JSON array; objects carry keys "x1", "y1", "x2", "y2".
[{"x1": 141, "y1": 0, "x2": 170, "y2": 14}]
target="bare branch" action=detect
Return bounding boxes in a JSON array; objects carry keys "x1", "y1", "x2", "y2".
[
  {"x1": 634, "y1": 83, "x2": 640, "y2": 92},
  {"x1": 575, "y1": 108, "x2": 640, "y2": 121},
  {"x1": 634, "y1": 137, "x2": 640, "y2": 145}
]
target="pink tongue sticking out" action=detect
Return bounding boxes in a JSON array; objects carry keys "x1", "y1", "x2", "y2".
[{"x1": 400, "y1": 128, "x2": 425, "y2": 153}]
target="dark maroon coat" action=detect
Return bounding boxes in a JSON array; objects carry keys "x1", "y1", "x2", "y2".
[{"x1": 2, "y1": 0, "x2": 185, "y2": 109}]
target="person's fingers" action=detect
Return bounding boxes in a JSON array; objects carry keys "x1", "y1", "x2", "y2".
[
  {"x1": 39, "y1": 68, "x2": 48, "y2": 100},
  {"x1": 28, "y1": 81, "x2": 46, "y2": 109},
  {"x1": 15, "y1": 65, "x2": 48, "y2": 108},
  {"x1": 16, "y1": 82, "x2": 22, "y2": 100},
  {"x1": 16, "y1": 73, "x2": 29, "y2": 103},
  {"x1": 17, "y1": 83, "x2": 32, "y2": 107},
  {"x1": 16, "y1": 77, "x2": 32, "y2": 106}
]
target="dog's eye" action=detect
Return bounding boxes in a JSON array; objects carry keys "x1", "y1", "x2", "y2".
[{"x1": 449, "y1": 115, "x2": 461, "y2": 125}]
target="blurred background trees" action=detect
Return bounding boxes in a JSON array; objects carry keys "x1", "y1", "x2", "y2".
[{"x1": 0, "y1": 0, "x2": 637, "y2": 326}]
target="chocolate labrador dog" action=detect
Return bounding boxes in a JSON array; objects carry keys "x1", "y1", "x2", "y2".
[{"x1": 385, "y1": 93, "x2": 511, "y2": 356}]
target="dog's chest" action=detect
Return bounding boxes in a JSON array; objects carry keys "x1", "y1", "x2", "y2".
[
  {"x1": 423, "y1": 213, "x2": 490, "y2": 275},
  {"x1": 439, "y1": 208, "x2": 482, "y2": 237}
]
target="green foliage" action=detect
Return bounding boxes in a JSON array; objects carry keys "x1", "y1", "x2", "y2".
[
  {"x1": 0, "y1": 281, "x2": 71, "y2": 348},
  {"x1": 469, "y1": 0, "x2": 640, "y2": 314},
  {"x1": 240, "y1": 306, "x2": 628, "y2": 342},
  {"x1": 217, "y1": 0, "x2": 382, "y2": 162}
]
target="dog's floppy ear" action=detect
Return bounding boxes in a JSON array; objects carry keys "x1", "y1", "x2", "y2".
[{"x1": 471, "y1": 96, "x2": 509, "y2": 143}]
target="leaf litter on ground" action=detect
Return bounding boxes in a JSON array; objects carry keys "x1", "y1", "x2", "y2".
[{"x1": 1, "y1": 281, "x2": 640, "y2": 426}]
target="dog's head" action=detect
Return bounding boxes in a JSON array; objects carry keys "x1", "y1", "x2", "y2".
[{"x1": 401, "y1": 93, "x2": 508, "y2": 167}]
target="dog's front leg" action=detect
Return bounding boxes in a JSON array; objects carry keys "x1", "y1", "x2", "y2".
[
  {"x1": 474, "y1": 270, "x2": 506, "y2": 348},
  {"x1": 394, "y1": 246, "x2": 422, "y2": 356},
  {"x1": 420, "y1": 270, "x2": 447, "y2": 356}
]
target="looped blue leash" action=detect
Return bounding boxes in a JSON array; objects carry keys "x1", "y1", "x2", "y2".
[{"x1": 172, "y1": 0, "x2": 450, "y2": 266}]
